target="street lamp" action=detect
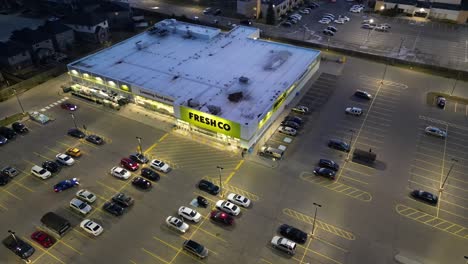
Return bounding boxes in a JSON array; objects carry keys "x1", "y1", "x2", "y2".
[
  {"x1": 380, "y1": 5, "x2": 385, "y2": 11},
  {"x1": 217, "y1": 166, "x2": 224, "y2": 197},
  {"x1": 441, "y1": 158, "x2": 458, "y2": 191},
  {"x1": 311, "y1": 202, "x2": 322, "y2": 236},
  {"x1": 8, "y1": 230, "x2": 18, "y2": 243},
  {"x1": 346, "y1": 129, "x2": 355, "y2": 161},
  {"x1": 136, "y1": 136, "x2": 143, "y2": 154},
  {"x1": 69, "y1": 113, "x2": 78, "y2": 129},
  {"x1": 12, "y1": 88, "x2": 25, "y2": 114}
]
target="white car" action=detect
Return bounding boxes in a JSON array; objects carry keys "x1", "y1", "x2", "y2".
[
  {"x1": 70, "y1": 198, "x2": 92, "y2": 215},
  {"x1": 150, "y1": 159, "x2": 171, "y2": 173},
  {"x1": 278, "y1": 126, "x2": 297, "y2": 136},
  {"x1": 56, "y1": 153, "x2": 75, "y2": 166},
  {"x1": 339, "y1": 15, "x2": 350, "y2": 21},
  {"x1": 31, "y1": 165, "x2": 52, "y2": 179},
  {"x1": 271, "y1": 236, "x2": 296, "y2": 255},
  {"x1": 362, "y1": 19, "x2": 375, "y2": 24},
  {"x1": 80, "y1": 219, "x2": 103, "y2": 236},
  {"x1": 215, "y1": 200, "x2": 241, "y2": 216},
  {"x1": 166, "y1": 216, "x2": 189, "y2": 233},
  {"x1": 425, "y1": 126, "x2": 447, "y2": 138},
  {"x1": 345, "y1": 107, "x2": 363, "y2": 116},
  {"x1": 111, "y1": 166, "x2": 131, "y2": 180},
  {"x1": 299, "y1": 9, "x2": 310, "y2": 14},
  {"x1": 350, "y1": 8, "x2": 362, "y2": 13},
  {"x1": 178, "y1": 206, "x2": 202, "y2": 222},
  {"x1": 227, "y1": 193, "x2": 251, "y2": 208},
  {"x1": 292, "y1": 105, "x2": 309, "y2": 114},
  {"x1": 334, "y1": 19, "x2": 345, "y2": 24},
  {"x1": 319, "y1": 19, "x2": 331, "y2": 24},
  {"x1": 76, "y1": 189, "x2": 97, "y2": 203}
]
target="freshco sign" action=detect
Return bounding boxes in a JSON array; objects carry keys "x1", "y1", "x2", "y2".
[{"x1": 180, "y1": 106, "x2": 241, "y2": 138}]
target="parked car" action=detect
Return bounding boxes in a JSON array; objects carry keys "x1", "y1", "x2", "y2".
[
  {"x1": 42, "y1": 161, "x2": 61, "y2": 173},
  {"x1": 0, "y1": 136, "x2": 7, "y2": 145},
  {"x1": 166, "y1": 216, "x2": 189, "y2": 233},
  {"x1": 328, "y1": 139, "x2": 350, "y2": 152},
  {"x1": 284, "y1": 116, "x2": 304, "y2": 125},
  {"x1": 240, "y1": 20, "x2": 252, "y2": 26},
  {"x1": 66, "y1": 147, "x2": 81, "y2": 157},
  {"x1": 178, "y1": 206, "x2": 202, "y2": 222},
  {"x1": 411, "y1": 190, "x2": 438, "y2": 205},
  {"x1": 338, "y1": 15, "x2": 350, "y2": 21},
  {"x1": 0, "y1": 174, "x2": 10, "y2": 185},
  {"x1": 318, "y1": 18, "x2": 331, "y2": 24},
  {"x1": 103, "y1": 202, "x2": 125, "y2": 216},
  {"x1": 120, "y1": 158, "x2": 139, "y2": 171},
  {"x1": 318, "y1": 159, "x2": 339, "y2": 171},
  {"x1": 150, "y1": 159, "x2": 171, "y2": 173},
  {"x1": 129, "y1": 153, "x2": 149, "y2": 164},
  {"x1": 210, "y1": 210, "x2": 234, "y2": 225},
  {"x1": 54, "y1": 178, "x2": 79, "y2": 192},
  {"x1": 313, "y1": 167, "x2": 336, "y2": 179},
  {"x1": 85, "y1": 134, "x2": 104, "y2": 145},
  {"x1": 345, "y1": 107, "x2": 363, "y2": 116},
  {"x1": 375, "y1": 26, "x2": 389, "y2": 32},
  {"x1": 292, "y1": 105, "x2": 309, "y2": 114},
  {"x1": 69, "y1": 198, "x2": 92, "y2": 215},
  {"x1": 112, "y1": 193, "x2": 134, "y2": 207},
  {"x1": 80, "y1": 219, "x2": 103, "y2": 236},
  {"x1": 281, "y1": 120, "x2": 300, "y2": 130},
  {"x1": 1, "y1": 166, "x2": 19, "y2": 177},
  {"x1": 12, "y1": 122, "x2": 28, "y2": 134},
  {"x1": 56, "y1": 153, "x2": 75, "y2": 166},
  {"x1": 132, "y1": 177, "x2": 152, "y2": 190},
  {"x1": 425, "y1": 126, "x2": 447, "y2": 138},
  {"x1": 76, "y1": 189, "x2": 97, "y2": 203},
  {"x1": 436, "y1": 96, "x2": 446, "y2": 109},
  {"x1": 61, "y1": 102, "x2": 78, "y2": 111},
  {"x1": 203, "y1": 7, "x2": 212, "y2": 14},
  {"x1": 216, "y1": 200, "x2": 241, "y2": 216},
  {"x1": 278, "y1": 126, "x2": 297, "y2": 136},
  {"x1": 323, "y1": 29, "x2": 335, "y2": 36},
  {"x1": 140, "y1": 168, "x2": 160, "y2": 181},
  {"x1": 334, "y1": 19, "x2": 345, "y2": 24},
  {"x1": 271, "y1": 236, "x2": 296, "y2": 255},
  {"x1": 213, "y1": 8, "x2": 221, "y2": 15},
  {"x1": 361, "y1": 24, "x2": 375, "y2": 29},
  {"x1": 30, "y1": 231, "x2": 55, "y2": 248},
  {"x1": 3, "y1": 235, "x2": 35, "y2": 259},
  {"x1": 183, "y1": 240, "x2": 208, "y2": 259},
  {"x1": 67, "y1": 128, "x2": 85, "y2": 138},
  {"x1": 227, "y1": 193, "x2": 251, "y2": 207},
  {"x1": 281, "y1": 21, "x2": 293, "y2": 27},
  {"x1": 327, "y1": 26, "x2": 338, "y2": 32},
  {"x1": 278, "y1": 224, "x2": 308, "y2": 244},
  {"x1": 31, "y1": 165, "x2": 52, "y2": 180},
  {"x1": 354, "y1": 90, "x2": 372, "y2": 100},
  {"x1": 0, "y1": 127, "x2": 16, "y2": 140},
  {"x1": 111, "y1": 166, "x2": 131, "y2": 180},
  {"x1": 198, "y1": 179, "x2": 220, "y2": 195}
]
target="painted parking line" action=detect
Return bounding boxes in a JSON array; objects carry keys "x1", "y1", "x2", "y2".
[
  {"x1": 152, "y1": 236, "x2": 208, "y2": 263},
  {"x1": 300, "y1": 172, "x2": 372, "y2": 202},
  {"x1": 33, "y1": 152, "x2": 55, "y2": 161},
  {"x1": 203, "y1": 177, "x2": 259, "y2": 201},
  {"x1": 314, "y1": 235, "x2": 349, "y2": 253},
  {"x1": 283, "y1": 208, "x2": 355, "y2": 240},
  {"x1": 141, "y1": 248, "x2": 171, "y2": 264},
  {"x1": 96, "y1": 180, "x2": 120, "y2": 193},
  {"x1": 24, "y1": 237, "x2": 66, "y2": 264},
  {"x1": 0, "y1": 188, "x2": 22, "y2": 200},
  {"x1": 341, "y1": 175, "x2": 369, "y2": 185},
  {"x1": 395, "y1": 204, "x2": 468, "y2": 239},
  {"x1": 343, "y1": 167, "x2": 373, "y2": 177}
]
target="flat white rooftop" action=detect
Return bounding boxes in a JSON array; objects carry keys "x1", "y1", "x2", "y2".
[{"x1": 69, "y1": 19, "x2": 320, "y2": 125}]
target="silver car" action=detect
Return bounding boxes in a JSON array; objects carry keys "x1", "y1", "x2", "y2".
[
  {"x1": 70, "y1": 198, "x2": 92, "y2": 215},
  {"x1": 425, "y1": 126, "x2": 447, "y2": 138}
]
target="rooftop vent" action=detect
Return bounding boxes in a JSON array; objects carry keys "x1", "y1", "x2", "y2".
[
  {"x1": 207, "y1": 105, "x2": 221, "y2": 115},
  {"x1": 188, "y1": 98, "x2": 200, "y2": 107},
  {"x1": 228, "y1": 92, "x2": 243, "y2": 103},
  {"x1": 264, "y1": 50, "x2": 291, "y2": 70},
  {"x1": 239, "y1": 76, "x2": 249, "y2": 84}
]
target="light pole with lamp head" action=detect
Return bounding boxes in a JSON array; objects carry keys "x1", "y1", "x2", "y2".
[
  {"x1": 136, "y1": 136, "x2": 143, "y2": 154},
  {"x1": 12, "y1": 88, "x2": 25, "y2": 114},
  {"x1": 364, "y1": 19, "x2": 374, "y2": 44},
  {"x1": 69, "y1": 113, "x2": 78, "y2": 129},
  {"x1": 346, "y1": 129, "x2": 355, "y2": 161},
  {"x1": 217, "y1": 166, "x2": 224, "y2": 197},
  {"x1": 440, "y1": 158, "x2": 458, "y2": 191},
  {"x1": 311, "y1": 202, "x2": 322, "y2": 236}
]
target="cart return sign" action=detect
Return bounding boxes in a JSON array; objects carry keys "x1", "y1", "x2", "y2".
[{"x1": 180, "y1": 106, "x2": 241, "y2": 138}]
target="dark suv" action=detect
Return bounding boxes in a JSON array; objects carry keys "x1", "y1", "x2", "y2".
[
  {"x1": 0, "y1": 127, "x2": 17, "y2": 139},
  {"x1": 354, "y1": 90, "x2": 372, "y2": 100},
  {"x1": 198, "y1": 179, "x2": 220, "y2": 195},
  {"x1": 328, "y1": 139, "x2": 350, "y2": 152},
  {"x1": 318, "y1": 159, "x2": 339, "y2": 171},
  {"x1": 3, "y1": 235, "x2": 35, "y2": 259},
  {"x1": 12, "y1": 122, "x2": 28, "y2": 134},
  {"x1": 112, "y1": 193, "x2": 134, "y2": 207},
  {"x1": 278, "y1": 224, "x2": 308, "y2": 244},
  {"x1": 183, "y1": 240, "x2": 208, "y2": 259}
]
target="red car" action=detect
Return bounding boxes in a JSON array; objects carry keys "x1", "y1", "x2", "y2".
[
  {"x1": 61, "y1": 102, "x2": 78, "y2": 111},
  {"x1": 31, "y1": 231, "x2": 55, "y2": 248},
  {"x1": 120, "y1": 158, "x2": 139, "y2": 171},
  {"x1": 210, "y1": 210, "x2": 234, "y2": 225}
]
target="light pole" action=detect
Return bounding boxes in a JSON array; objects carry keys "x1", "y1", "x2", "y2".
[
  {"x1": 397, "y1": 37, "x2": 405, "y2": 56},
  {"x1": 12, "y1": 88, "x2": 25, "y2": 114},
  {"x1": 346, "y1": 129, "x2": 355, "y2": 161},
  {"x1": 136, "y1": 136, "x2": 143, "y2": 154},
  {"x1": 8, "y1": 230, "x2": 18, "y2": 243},
  {"x1": 464, "y1": 256, "x2": 468, "y2": 264},
  {"x1": 70, "y1": 113, "x2": 78, "y2": 129},
  {"x1": 217, "y1": 166, "x2": 224, "y2": 197},
  {"x1": 450, "y1": 72, "x2": 461, "y2": 96},
  {"x1": 441, "y1": 158, "x2": 458, "y2": 191},
  {"x1": 364, "y1": 19, "x2": 374, "y2": 45},
  {"x1": 311, "y1": 202, "x2": 322, "y2": 236}
]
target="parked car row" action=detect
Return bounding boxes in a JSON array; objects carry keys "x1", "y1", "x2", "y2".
[
  {"x1": 271, "y1": 224, "x2": 308, "y2": 255},
  {"x1": 0, "y1": 122, "x2": 29, "y2": 146}
]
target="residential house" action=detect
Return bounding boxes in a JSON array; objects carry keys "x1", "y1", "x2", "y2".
[
  {"x1": 9, "y1": 28, "x2": 55, "y2": 63},
  {"x1": 94, "y1": 1, "x2": 132, "y2": 30},
  {"x1": 40, "y1": 20, "x2": 75, "y2": 52},
  {"x1": 0, "y1": 41, "x2": 33, "y2": 70},
  {"x1": 237, "y1": 0, "x2": 304, "y2": 20},
  {"x1": 64, "y1": 13, "x2": 109, "y2": 43}
]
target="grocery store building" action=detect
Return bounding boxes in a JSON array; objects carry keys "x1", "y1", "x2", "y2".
[{"x1": 67, "y1": 19, "x2": 320, "y2": 150}]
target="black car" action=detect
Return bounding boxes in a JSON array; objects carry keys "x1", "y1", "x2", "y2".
[
  {"x1": 1, "y1": 166, "x2": 19, "y2": 178},
  {"x1": 436, "y1": 96, "x2": 446, "y2": 109},
  {"x1": 213, "y1": 9, "x2": 221, "y2": 15},
  {"x1": 85, "y1": 134, "x2": 104, "y2": 145},
  {"x1": 3, "y1": 235, "x2": 35, "y2": 259},
  {"x1": 12, "y1": 122, "x2": 28, "y2": 134},
  {"x1": 103, "y1": 202, "x2": 125, "y2": 216},
  {"x1": 283, "y1": 116, "x2": 303, "y2": 126},
  {"x1": 318, "y1": 159, "x2": 339, "y2": 171},
  {"x1": 240, "y1": 20, "x2": 252, "y2": 26},
  {"x1": 411, "y1": 190, "x2": 438, "y2": 205},
  {"x1": 198, "y1": 179, "x2": 220, "y2": 195},
  {"x1": 328, "y1": 139, "x2": 350, "y2": 152},
  {"x1": 141, "y1": 168, "x2": 160, "y2": 181},
  {"x1": 132, "y1": 177, "x2": 152, "y2": 190},
  {"x1": 281, "y1": 120, "x2": 300, "y2": 130},
  {"x1": 67, "y1": 128, "x2": 85, "y2": 138},
  {"x1": 197, "y1": 196, "x2": 209, "y2": 207},
  {"x1": 42, "y1": 161, "x2": 61, "y2": 173},
  {"x1": 112, "y1": 193, "x2": 134, "y2": 207},
  {"x1": 313, "y1": 167, "x2": 336, "y2": 179},
  {"x1": 278, "y1": 224, "x2": 308, "y2": 244},
  {"x1": 0, "y1": 126, "x2": 17, "y2": 140},
  {"x1": 0, "y1": 174, "x2": 10, "y2": 186},
  {"x1": 0, "y1": 136, "x2": 7, "y2": 145},
  {"x1": 354, "y1": 90, "x2": 372, "y2": 100},
  {"x1": 129, "y1": 153, "x2": 149, "y2": 164}
]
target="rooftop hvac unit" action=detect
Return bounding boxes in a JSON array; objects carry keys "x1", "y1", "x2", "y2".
[
  {"x1": 228, "y1": 92, "x2": 243, "y2": 102},
  {"x1": 239, "y1": 76, "x2": 249, "y2": 84},
  {"x1": 207, "y1": 105, "x2": 221, "y2": 115},
  {"x1": 188, "y1": 98, "x2": 200, "y2": 107},
  {"x1": 135, "y1": 41, "x2": 148, "y2": 50}
]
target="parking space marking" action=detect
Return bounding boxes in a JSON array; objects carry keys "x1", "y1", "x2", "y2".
[
  {"x1": 129, "y1": 260, "x2": 137, "y2": 264},
  {"x1": 153, "y1": 235, "x2": 205, "y2": 264},
  {"x1": 44, "y1": 146, "x2": 61, "y2": 154},
  {"x1": 283, "y1": 208, "x2": 355, "y2": 240},
  {"x1": 141, "y1": 248, "x2": 171, "y2": 263},
  {"x1": 314, "y1": 235, "x2": 349, "y2": 253},
  {"x1": 25, "y1": 237, "x2": 66, "y2": 264},
  {"x1": 341, "y1": 175, "x2": 369, "y2": 185},
  {"x1": 11, "y1": 180, "x2": 35, "y2": 192},
  {"x1": 33, "y1": 152, "x2": 55, "y2": 161},
  {"x1": 0, "y1": 188, "x2": 22, "y2": 200},
  {"x1": 259, "y1": 259, "x2": 273, "y2": 264},
  {"x1": 34, "y1": 226, "x2": 84, "y2": 255},
  {"x1": 395, "y1": 204, "x2": 468, "y2": 239},
  {"x1": 300, "y1": 172, "x2": 372, "y2": 202},
  {"x1": 96, "y1": 180, "x2": 120, "y2": 193},
  {"x1": 343, "y1": 167, "x2": 373, "y2": 177},
  {"x1": 204, "y1": 176, "x2": 259, "y2": 201},
  {"x1": 408, "y1": 180, "x2": 438, "y2": 192}
]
